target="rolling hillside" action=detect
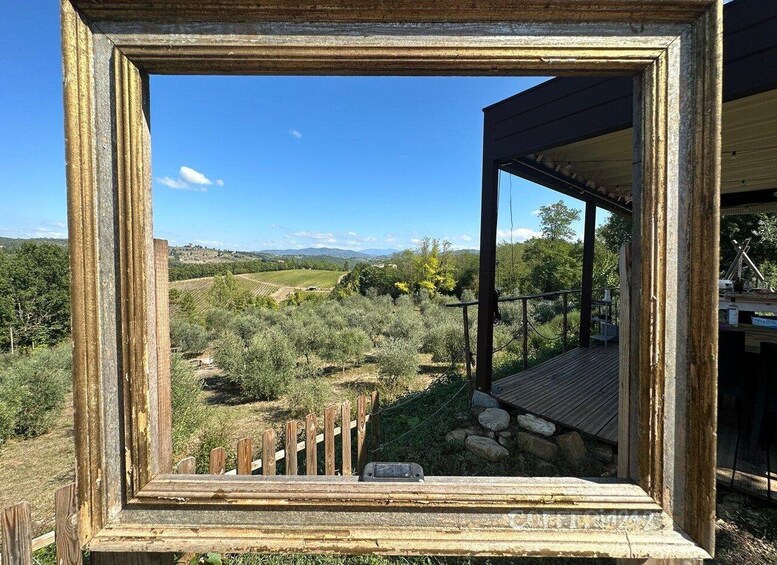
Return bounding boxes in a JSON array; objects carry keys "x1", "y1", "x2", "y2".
[
  {"x1": 238, "y1": 269, "x2": 345, "y2": 288},
  {"x1": 170, "y1": 269, "x2": 346, "y2": 309}
]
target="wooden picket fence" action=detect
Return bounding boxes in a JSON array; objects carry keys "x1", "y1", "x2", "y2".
[
  {"x1": 0, "y1": 393, "x2": 380, "y2": 564},
  {"x1": 176, "y1": 393, "x2": 380, "y2": 477}
]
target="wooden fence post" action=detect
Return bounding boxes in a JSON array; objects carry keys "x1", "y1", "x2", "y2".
[
  {"x1": 2, "y1": 501, "x2": 32, "y2": 565},
  {"x1": 305, "y1": 414, "x2": 317, "y2": 476},
  {"x1": 285, "y1": 421, "x2": 298, "y2": 475},
  {"x1": 55, "y1": 483, "x2": 82, "y2": 565},
  {"x1": 237, "y1": 437, "x2": 253, "y2": 475},
  {"x1": 324, "y1": 406, "x2": 336, "y2": 475},
  {"x1": 356, "y1": 395, "x2": 367, "y2": 474},
  {"x1": 154, "y1": 239, "x2": 173, "y2": 473},
  {"x1": 341, "y1": 401, "x2": 352, "y2": 476},
  {"x1": 262, "y1": 429, "x2": 276, "y2": 476},
  {"x1": 371, "y1": 391, "x2": 381, "y2": 459},
  {"x1": 209, "y1": 447, "x2": 226, "y2": 475},
  {"x1": 175, "y1": 457, "x2": 196, "y2": 475}
]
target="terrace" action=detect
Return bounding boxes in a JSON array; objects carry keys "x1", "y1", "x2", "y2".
[{"x1": 467, "y1": 0, "x2": 777, "y2": 500}]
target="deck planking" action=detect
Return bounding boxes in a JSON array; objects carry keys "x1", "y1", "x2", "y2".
[
  {"x1": 491, "y1": 346, "x2": 775, "y2": 499},
  {"x1": 491, "y1": 346, "x2": 620, "y2": 443}
]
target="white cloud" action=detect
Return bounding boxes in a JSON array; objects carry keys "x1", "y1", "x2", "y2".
[
  {"x1": 289, "y1": 129, "x2": 303, "y2": 139},
  {"x1": 290, "y1": 230, "x2": 337, "y2": 244},
  {"x1": 157, "y1": 176, "x2": 190, "y2": 189},
  {"x1": 458, "y1": 234, "x2": 472, "y2": 242},
  {"x1": 192, "y1": 239, "x2": 223, "y2": 247},
  {"x1": 179, "y1": 166, "x2": 213, "y2": 186},
  {"x1": 157, "y1": 166, "x2": 223, "y2": 191},
  {"x1": 497, "y1": 227, "x2": 542, "y2": 242},
  {"x1": 347, "y1": 231, "x2": 358, "y2": 237}
]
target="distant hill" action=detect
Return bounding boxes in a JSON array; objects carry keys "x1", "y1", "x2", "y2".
[
  {"x1": 260, "y1": 247, "x2": 398, "y2": 259},
  {"x1": 170, "y1": 244, "x2": 270, "y2": 264},
  {"x1": 0, "y1": 237, "x2": 68, "y2": 251}
]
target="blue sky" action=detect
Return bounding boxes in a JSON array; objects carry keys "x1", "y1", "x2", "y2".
[{"x1": 1, "y1": 3, "x2": 608, "y2": 252}]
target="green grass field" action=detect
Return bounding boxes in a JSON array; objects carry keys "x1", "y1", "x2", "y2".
[
  {"x1": 238, "y1": 269, "x2": 345, "y2": 288},
  {"x1": 170, "y1": 269, "x2": 346, "y2": 310}
]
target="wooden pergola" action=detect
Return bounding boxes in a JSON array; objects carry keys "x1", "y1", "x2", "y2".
[{"x1": 475, "y1": 0, "x2": 777, "y2": 392}]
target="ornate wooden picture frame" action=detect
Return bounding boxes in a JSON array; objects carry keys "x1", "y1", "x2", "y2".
[{"x1": 61, "y1": 0, "x2": 721, "y2": 559}]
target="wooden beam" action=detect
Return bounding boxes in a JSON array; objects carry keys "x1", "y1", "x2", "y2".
[{"x1": 579, "y1": 201, "x2": 597, "y2": 347}]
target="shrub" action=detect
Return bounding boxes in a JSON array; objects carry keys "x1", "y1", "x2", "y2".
[
  {"x1": 213, "y1": 331, "x2": 246, "y2": 379},
  {"x1": 375, "y1": 337, "x2": 419, "y2": 390},
  {"x1": 422, "y1": 319, "x2": 464, "y2": 367},
  {"x1": 193, "y1": 416, "x2": 235, "y2": 474},
  {"x1": 0, "y1": 344, "x2": 71, "y2": 441},
  {"x1": 285, "y1": 377, "x2": 333, "y2": 419},
  {"x1": 281, "y1": 312, "x2": 325, "y2": 365},
  {"x1": 204, "y1": 308, "x2": 233, "y2": 336},
  {"x1": 170, "y1": 353, "x2": 206, "y2": 455},
  {"x1": 239, "y1": 330, "x2": 296, "y2": 400},
  {"x1": 170, "y1": 318, "x2": 209, "y2": 355},
  {"x1": 320, "y1": 328, "x2": 370, "y2": 371},
  {"x1": 382, "y1": 306, "x2": 423, "y2": 347}
]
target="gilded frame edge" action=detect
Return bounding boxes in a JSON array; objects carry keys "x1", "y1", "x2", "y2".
[{"x1": 61, "y1": 0, "x2": 722, "y2": 559}]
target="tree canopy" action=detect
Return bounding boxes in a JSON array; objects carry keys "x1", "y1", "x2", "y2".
[{"x1": 0, "y1": 243, "x2": 71, "y2": 350}]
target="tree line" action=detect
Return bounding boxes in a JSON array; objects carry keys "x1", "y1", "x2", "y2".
[{"x1": 168, "y1": 255, "x2": 350, "y2": 282}]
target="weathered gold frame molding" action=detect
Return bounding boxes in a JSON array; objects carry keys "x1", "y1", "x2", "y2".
[{"x1": 62, "y1": 0, "x2": 721, "y2": 559}]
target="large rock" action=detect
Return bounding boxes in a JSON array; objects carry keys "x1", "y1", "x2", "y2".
[
  {"x1": 472, "y1": 390, "x2": 499, "y2": 408},
  {"x1": 465, "y1": 435, "x2": 510, "y2": 462},
  {"x1": 478, "y1": 408, "x2": 511, "y2": 432},
  {"x1": 557, "y1": 431, "x2": 587, "y2": 465},
  {"x1": 515, "y1": 431, "x2": 559, "y2": 461},
  {"x1": 535, "y1": 460, "x2": 559, "y2": 476},
  {"x1": 590, "y1": 442, "x2": 614, "y2": 464},
  {"x1": 445, "y1": 428, "x2": 471, "y2": 444},
  {"x1": 515, "y1": 414, "x2": 556, "y2": 437}
]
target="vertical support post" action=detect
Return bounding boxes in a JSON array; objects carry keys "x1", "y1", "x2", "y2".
[
  {"x1": 9, "y1": 326, "x2": 14, "y2": 355},
  {"x1": 285, "y1": 421, "x2": 298, "y2": 475},
  {"x1": 341, "y1": 401, "x2": 352, "y2": 476},
  {"x1": 209, "y1": 447, "x2": 226, "y2": 475},
  {"x1": 236, "y1": 437, "x2": 253, "y2": 475},
  {"x1": 305, "y1": 414, "x2": 317, "y2": 476},
  {"x1": 370, "y1": 391, "x2": 381, "y2": 460},
  {"x1": 153, "y1": 239, "x2": 173, "y2": 474},
  {"x1": 562, "y1": 292, "x2": 569, "y2": 352},
  {"x1": 476, "y1": 155, "x2": 500, "y2": 392},
  {"x1": 55, "y1": 483, "x2": 82, "y2": 565},
  {"x1": 617, "y1": 243, "x2": 633, "y2": 479},
  {"x1": 580, "y1": 201, "x2": 597, "y2": 348},
  {"x1": 356, "y1": 396, "x2": 367, "y2": 474},
  {"x1": 324, "y1": 406, "x2": 336, "y2": 476},
  {"x1": 262, "y1": 429, "x2": 276, "y2": 476},
  {"x1": 522, "y1": 298, "x2": 528, "y2": 370},
  {"x1": 462, "y1": 305, "x2": 474, "y2": 403},
  {"x1": 2, "y1": 502, "x2": 32, "y2": 565}
]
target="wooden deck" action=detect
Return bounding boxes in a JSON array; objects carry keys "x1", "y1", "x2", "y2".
[
  {"x1": 490, "y1": 346, "x2": 620, "y2": 443},
  {"x1": 490, "y1": 345, "x2": 775, "y2": 500}
]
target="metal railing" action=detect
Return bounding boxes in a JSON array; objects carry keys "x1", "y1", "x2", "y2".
[{"x1": 447, "y1": 288, "x2": 619, "y2": 399}]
